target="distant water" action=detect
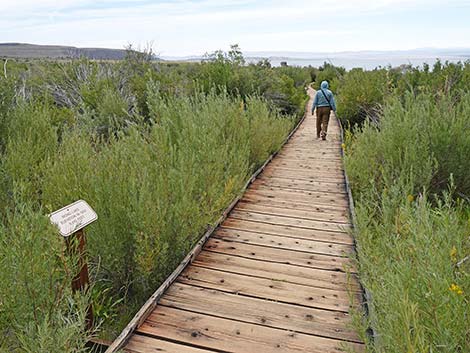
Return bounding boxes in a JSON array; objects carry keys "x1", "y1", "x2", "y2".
[{"x1": 250, "y1": 55, "x2": 470, "y2": 70}]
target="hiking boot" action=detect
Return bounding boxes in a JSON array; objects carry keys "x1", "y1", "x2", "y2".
[{"x1": 321, "y1": 132, "x2": 327, "y2": 140}]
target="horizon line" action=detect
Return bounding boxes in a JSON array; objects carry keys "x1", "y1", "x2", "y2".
[{"x1": 2, "y1": 42, "x2": 470, "y2": 58}]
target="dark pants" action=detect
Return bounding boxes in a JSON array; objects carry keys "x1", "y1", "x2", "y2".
[{"x1": 316, "y1": 106, "x2": 331, "y2": 137}]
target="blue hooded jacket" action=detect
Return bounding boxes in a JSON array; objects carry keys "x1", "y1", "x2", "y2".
[{"x1": 312, "y1": 81, "x2": 337, "y2": 113}]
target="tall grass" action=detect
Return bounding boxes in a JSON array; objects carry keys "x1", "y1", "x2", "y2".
[{"x1": 344, "y1": 93, "x2": 470, "y2": 352}]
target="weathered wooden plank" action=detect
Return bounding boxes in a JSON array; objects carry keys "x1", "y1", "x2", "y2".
[
  {"x1": 250, "y1": 184, "x2": 349, "y2": 204},
  {"x1": 242, "y1": 193, "x2": 349, "y2": 213},
  {"x1": 246, "y1": 188, "x2": 349, "y2": 207},
  {"x1": 269, "y1": 160, "x2": 344, "y2": 172},
  {"x1": 125, "y1": 334, "x2": 214, "y2": 353},
  {"x1": 264, "y1": 165, "x2": 345, "y2": 178},
  {"x1": 239, "y1": 196, "x2": 348, "y2": 215},
  {"x1": 139, "y1": 307, "x2": 364, "y2": 353},
  {"x1": 269, "y1": 162, "x2": 343, "y2": 171},
  {"x1": 229, "y1": 210, "x2": 351, "y2": 233},
  {"x1": 178, "y1": 266, "x2": 359, "y2": 312},
  {"x1": 235, "y1": 201, "x2": 350, "y2": 223},
  {"x1": 159, "y1": 283, "x2": 362, "y2": 342},
  {"x1": 277, "y1": 151, "x2": 343, "y2": 159},
  {"x1": 281, "y1": 150, "x2": 341, "y2": 155},
  {"x1": 253, "y1": 177, "x2": 347, "y2": 194},
  {"x1": 222, "y1": 218, "x2": 354, "y2": 245},
  {"x1": 193, "y1": 251, "x2": 360, "y2": 291},
  {"x1": 279, "y1": 152, "x2": 342, "y2": 158},
  {"x1": 203, "y1": 238, "x2": 356, "y2": 272},
  {"x1": 262, "y1": 169, "x2": 346, "y2": 182},
  {"x1": 275, "y1": 161, "x2": 343, "y2": 169},
  {"x1": 260, "y1": 173, "x2": 345, "y2": 185},
  {"x1": 213, "y1": 228, "x2": 353, "y2": 258},
  {"x1": 281, "y1": 146, "x2": 342, "y2": 152}
]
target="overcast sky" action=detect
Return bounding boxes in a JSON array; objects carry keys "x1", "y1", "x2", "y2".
[{"x1": 1, "y1": 0, "x2": 470, "y2": 56}]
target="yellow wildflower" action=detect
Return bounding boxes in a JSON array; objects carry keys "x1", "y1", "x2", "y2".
[
  {"x1": 407, "y1": 194, "x2": 414, "y2": 203},
  {"x1": 450, "y1": 246, "x2": 458, "y2": 262},
  {"x1": 449, "y1": 283, "x2": 464, "y2": 295},
  {"x1": 341, "y1": 143, "x2": 346, "y2": 150}
]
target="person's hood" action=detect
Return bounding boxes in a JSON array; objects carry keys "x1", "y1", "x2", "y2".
[{"x1": 320, "y1": 81, "x2": 329, "y2": 89}]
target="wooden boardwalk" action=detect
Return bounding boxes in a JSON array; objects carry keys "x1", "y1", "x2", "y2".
[{"x1": 110, "y1": 88, "x2": 364, "y2": 353}]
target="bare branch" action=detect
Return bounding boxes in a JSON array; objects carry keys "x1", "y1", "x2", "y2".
[
  {"x1": 3, "y1": 58, "x2": 8, "y2": 79},
  {"x1": 457, "y1": 255, "x2": 469, "y2": 268}
]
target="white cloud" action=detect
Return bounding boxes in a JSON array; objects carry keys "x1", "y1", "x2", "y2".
[{"x1": 0, "y1": 0, "x2": 469, "y2": 55}]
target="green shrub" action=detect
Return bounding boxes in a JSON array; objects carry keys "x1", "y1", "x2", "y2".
[
  {"x1": 0, "y1": 203, "x2": 91, "y2": 353},
  {"x1": 353, "y1": 188, "x2": 470, "y2": 353},
  {"x1": 0, "y1": 75, "x2": 17, "y2": 151},
  {"x1": 313, "y1": 62, "x2": 345, "y2": 91},
  {"x1": 345, "y1": 91, "x2": 470, "y2": 352},
  {"x1": 1, "y1": 102, "x2": 59, "y2": 209},
  {"x1": 345, "y1": 93, "x2": 470, "y2": 198},
  {"x1": 337, "y1": 68, "x2": 389, "y2": 127}
]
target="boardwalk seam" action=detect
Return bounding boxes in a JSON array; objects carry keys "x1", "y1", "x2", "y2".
[
  {"x1": 220, "y1": 225, "x2": 354, "y2": 245},
  {"x1": 133, "y1": 332, "x2": 229, "y2": 353},
  {"x1": 228, "y1": 214, "x2": 350, "y2": 234},
  {"x1": 202, "y1": 249, "x2": 355, "y2": 273},
  {"x1": 233, "y1": 208, "x2": 350, "y2": 224},
  {"x1": 172, "y1": 281, "x2": 353, "y2": 314},
  {"x1": 209, "y1": 235, "x2": 350, "y2": 257},
  {"x1": 190, "y1": 262, "x2": 358, "y2": 291},
  {"x1": 156, "y1": 303, "x2": 365, "y2": 344}
]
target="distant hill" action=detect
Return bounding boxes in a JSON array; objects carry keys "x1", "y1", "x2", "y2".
[
  {"x1": 0, "y1": 43, "x2": 130, "y2": 60},
  {"x1": 2, "y1": 43, "x2": 469, "y2": 69}
]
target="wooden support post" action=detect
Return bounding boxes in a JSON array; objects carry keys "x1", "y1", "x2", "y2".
[{"x1": 66, "y1": 228, "x2": 94, "y2": 331}]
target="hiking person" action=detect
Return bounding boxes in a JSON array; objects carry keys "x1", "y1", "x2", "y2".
[{"x1": 312, "y1": 80, "x2": 337, "y2": 140}]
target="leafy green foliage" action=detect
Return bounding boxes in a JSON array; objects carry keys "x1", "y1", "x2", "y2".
[
  {"x1": 0, "y1": 47, "x2": 302, "y2": 350},
  {"x1": 353, "y1": 190, "x2": 470, "y2": 353},
  {"x1": 0, "y1": 204, "x2": 92, "y2": 353},
  {"x1": 345, "y1": 93, "x2": 470, "y2": 197},
  {"x1": 337, "y1": 68, "x2": 389, "y2": 127},
  {"x1": 344, "y1": 83, "x2": 470, "y2": 351},
  {"x1": 336, "y1": 60, "x2": 470, "y2": 127},
  {"x1": 313, "y1": 62, "x2": 345, "y2": 92},
  {"x1": 193, "y1": 46, "x2": 310, "y2": 117}
]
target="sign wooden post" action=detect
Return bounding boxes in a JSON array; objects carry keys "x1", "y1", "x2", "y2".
[
  {"x1": 65, "y1": 228, "x2": 94, "y2": 330},
  {"x1": 50, "y1": 200, "x2": 98, "y2": 331}
]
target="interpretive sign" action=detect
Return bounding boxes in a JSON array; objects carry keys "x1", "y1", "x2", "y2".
[{"x1": 49, "y1": 200, "x2": 97, "y2": 237}]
